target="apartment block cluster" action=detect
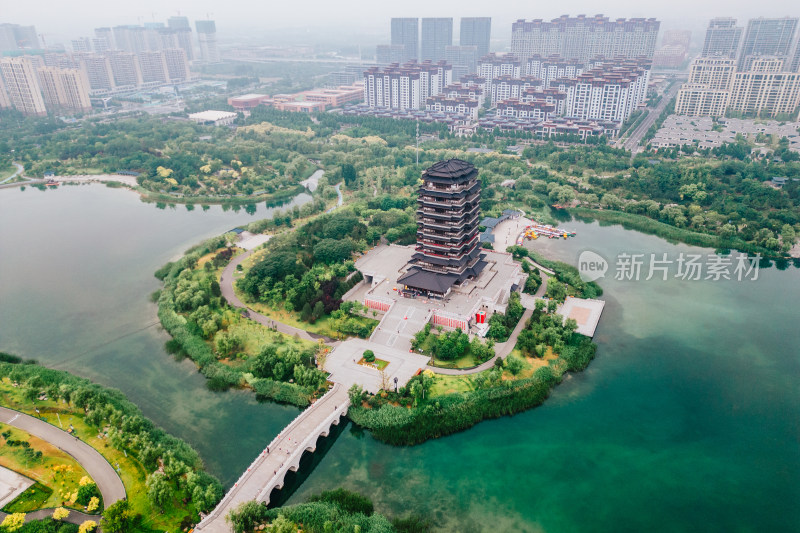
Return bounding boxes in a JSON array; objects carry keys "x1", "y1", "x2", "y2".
[
  {"x1": 351, "y1": 15, "x2": 657, "y2": 140},
  {"x1": 676, "y1": 17, "x2": 800, "y2": 118},
  {"x1": 0, "y1": 17, "x2": 218, "y2": 116}
]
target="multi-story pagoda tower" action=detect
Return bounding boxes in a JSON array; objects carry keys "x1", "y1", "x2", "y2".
[{"x1": 398, "y1": 159, "x2": 486, "y2": 298}]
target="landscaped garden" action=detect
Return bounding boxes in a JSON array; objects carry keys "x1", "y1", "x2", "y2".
[
  {"x1": 0, "y1": 355, "x2": 223, "y2": 532},
  {"x1": 0, "y1": 424, "x2": 96, "y2": 514}
]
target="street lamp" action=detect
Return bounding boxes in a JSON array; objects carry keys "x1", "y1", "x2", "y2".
[{"x1": 393, "y1": 377, "x2": 398, "y2": 393}]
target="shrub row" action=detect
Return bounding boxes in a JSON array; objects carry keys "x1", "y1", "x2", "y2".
[{"x1": 348, "y1": 367, "x2": 559, "y2": 446}]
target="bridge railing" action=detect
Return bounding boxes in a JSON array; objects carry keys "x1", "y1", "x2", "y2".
[
  {"x1": 196, "y1": 384, "x2": 346, "y2": 529},
  {"x1": 255, "y1": 397, "x2": 350, "y2": 501}
]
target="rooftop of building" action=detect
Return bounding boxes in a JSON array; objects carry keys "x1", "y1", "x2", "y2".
[
  {"x1": 352, "y1": 244, "x2": 524, "y2": 319},
  {"x1": 423, "y1": 158, "x2": 477, "y2": 180},
  {"x1": 230, "y1": 93, "x2": 268, "y2": 101},
  {"x1": 188, "y1": 110, "x2": 237, "y2": 121}
]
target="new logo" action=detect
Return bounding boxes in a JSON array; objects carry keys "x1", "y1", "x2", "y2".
[{"x1": 578, "y1": 250, "x2": 608, "y2": 282}]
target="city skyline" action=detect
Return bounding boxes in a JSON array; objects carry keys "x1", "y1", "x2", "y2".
[{"x1": 3, "y1": 1, "x2": 800, "y2": 45}]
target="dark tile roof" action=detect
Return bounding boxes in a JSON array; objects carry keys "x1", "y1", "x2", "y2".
[{"x1": 398, "y1": 268, "x2": 459, "y2": 294}]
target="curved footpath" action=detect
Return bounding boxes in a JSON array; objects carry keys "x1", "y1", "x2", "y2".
[
  {"x1": 0, "y1": 508, "x2": 102, "y2": 527},
  {"x1": 219, "y1": 184, "x2": 344, "y2": 344},
  {"x1": 220, "y1": 249, "x2": 336, "y2": 344},
  {"x1": 0, "y1": 162, "x2": 25, "y2": 185},
  {"x1": 0, "y1": 406, "x2": 126, "y2": 522}
]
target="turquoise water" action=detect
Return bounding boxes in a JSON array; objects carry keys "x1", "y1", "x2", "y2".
[
  {"x1": 1, "y1": 186, "x2": 798, "y2": 531},
  {"x1": 0, "y1": 184, "x2": 311, "y2": 483},
  {"x1": 286, "y1": 221, "x2": 800, "y2": 532}
]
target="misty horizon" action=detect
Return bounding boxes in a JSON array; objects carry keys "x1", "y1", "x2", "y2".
[{"x1": 3, "y1": 0, "x2": 800, "y2": 50}]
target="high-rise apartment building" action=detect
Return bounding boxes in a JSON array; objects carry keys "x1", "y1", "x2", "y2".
[
  {"x1": 792, "y1": 44, "x2": 800, "y2": 73},
  {"x1": 168, "y1": 16, "x2": 191, "y2": 30},
  {"x1": 163, "y1": 48, "x2": 190, "y2": 82},
  {"x1": 107, "y1": 51, "x2": 142, "y2": 87},
  {"x1": 113, "y1": 25, "x2": 147, "y2": 54},
  {"x1": 0, "y1": 74, "x2": 11, "y2": 109},
  {"x1": 675, "y1": 57, "x2": 736, "y2": 116},
  {"x1": 94, "y1": 27, "x2": 114, "y2": 50},
  {"x1": 363, "y1": 60, "x2": 452, "y2": 110},
  {"x1": 37, "y1": 66, "x2": 92, "y2": 113},
  {"x1": 525, "y1": 55, "x2": 584, "y2": 89},
  {"x1": 662, "y1": 30, "x2": 691, "y2": 50},
  {"x1": 0, "y1": 57, "x2": 47, "y2": 115},
  {"x1": 165, "y1": 18, "x2": 194, "y2": 60},
  {"x1": 421, "y1": 18, "x2": 453, "y2": 62},
  {"x1": 12, "y1": 25, "x2": 39, "y2": 49},
  {"x1": 558, "y1": 60, "x2": 651, "y2": 123},
  {"x1": 701, "y1": 18, "x2": 742, "y2": 58},
  {"x1": 729, "y1": 57, "x2": 800, "y2": 116},
  {"x1": 511, "y1": 15, "x2": 660, "y2": 62},
  {"x1": 195, "y1": 20, "x2": 220, "y2": 63},
  {"x1": 460, "y1": 17, "x2": 491, "y2": 57},
  {"x1": 391, "y1": 18, "x2": 418, "y2": 62},
  {"x1": 675, "y1": 56, "x2": 800, "y2": 117},
  {"x1": 77, "y1": 54, "x2": 115, "y2": 92},
  {"x1": 71, "y1": 38, "x2": 92, "y2": 53},
  {"x1": 738, "y1": 17, "x2": 798, "y2": 69},
  {"x1": 478, "y1": 53, "x2": 521, "y2": 81},
  {"x1": 445, "y1": 45, "x2": 478, "y2": 82},
  {"x1": 0, "y1": 25, "x2": 17, "y2": 52},
  {"x1": 137, "y1": 51, "x2": 169, "y2": 83},
  {"x1": 0, "y1": 24, "x2": 39, "y2": 50},
  {"x1": 376, "y1": 44, "x2": 406, "y2": 65}
]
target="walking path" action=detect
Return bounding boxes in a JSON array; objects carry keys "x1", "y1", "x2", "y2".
[
  {"x1": 194, "y1": 384, "x2": 350, "y2": 532},
  {"x1": 220, "y1": 250, "x2": 335, "y2": 343},
  {"x1": 219, "y1": 186, "x2": 344, "y2": 343},
  {"x1": 426, "y1": 308, "x2": 533, "y2": 375},
  {"x1": 0, "y1": 508, "x2": 102, "y2": 527},
  {"x1": 0, "y1": 406, "x2": 126, "y2": 525},
  {"x1": 0, "y1": 162, "x2": 25, "y2": 185}
]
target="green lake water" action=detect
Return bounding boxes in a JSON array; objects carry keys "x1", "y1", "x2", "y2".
[{"x1": 1, "y1": 185, "x2": 798, "y2": 532}]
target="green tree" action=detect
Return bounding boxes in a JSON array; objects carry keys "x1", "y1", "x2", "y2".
[
  {"x1": 348, "y1": 384, "x2": 363, "y2": 405},
  {"x1": 146, "y1": 472, "x2": 171, "y2": 511},
  {"x1": 100, "y1": 501, "x2": 131, "y2": 533},
  {"x1": 506, "y1": 357, "x2": 524, "y2": 376}
]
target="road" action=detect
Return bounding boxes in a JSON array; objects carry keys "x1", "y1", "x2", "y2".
[
  {"x1": 619, "y1": 81, "x2": 681, "y2": 155},
  {"x1": 0, "y1": 406, "x2": 126, "y2": 512},
  {"x1": 0, "y1": 162, "x2": 24, "y2": 185}
]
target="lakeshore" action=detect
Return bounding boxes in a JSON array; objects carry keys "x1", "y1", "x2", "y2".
[{"x1": 1, "y1": 186, "x2": 798, "y2": 532}]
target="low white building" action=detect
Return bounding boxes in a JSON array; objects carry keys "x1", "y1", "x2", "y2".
[{"x1": 188, "y1": 110, "x2": 237, "y2": 126}]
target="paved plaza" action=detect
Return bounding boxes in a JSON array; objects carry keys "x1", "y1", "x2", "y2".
[
  {"x1": 557, "y1": 296, "x2": 605, "y2": 337},
  {"x1": 354, "y1": 244, "x2": 525, "y2": 321},
  {"x1": 324, "y1": 338, "x2": 430, "y2": 393},
  {"x1": 0, "y1": 466, "x2": 33, "y2": 509}
]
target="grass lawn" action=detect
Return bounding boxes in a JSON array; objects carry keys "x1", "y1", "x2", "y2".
[
  {"x1": 226, "y1": 320, "x2": 317, "y2": 357},
  {"x1": 358, "y1": 357, "x2": 389, "y2": 371},
  {"x1": 3, "y1": 483, "x2": 52, "y2": 513},
  {"x1": 0, "y1": 424, "x2": 90, "y2": 513},
  {"x1": 0, "y1": 164, "x2": 16, "y2": 180},
  {"x1": 429, "y1": 374, "x2": 477, "y2": 397},
  {"x1": 0, "y1": 380, "x2": 197, "y2": 531}
]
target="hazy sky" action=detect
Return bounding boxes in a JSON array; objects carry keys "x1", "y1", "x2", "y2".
[{"x1": 4, "y1": 0, "x2": 800, "y2": 47}]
